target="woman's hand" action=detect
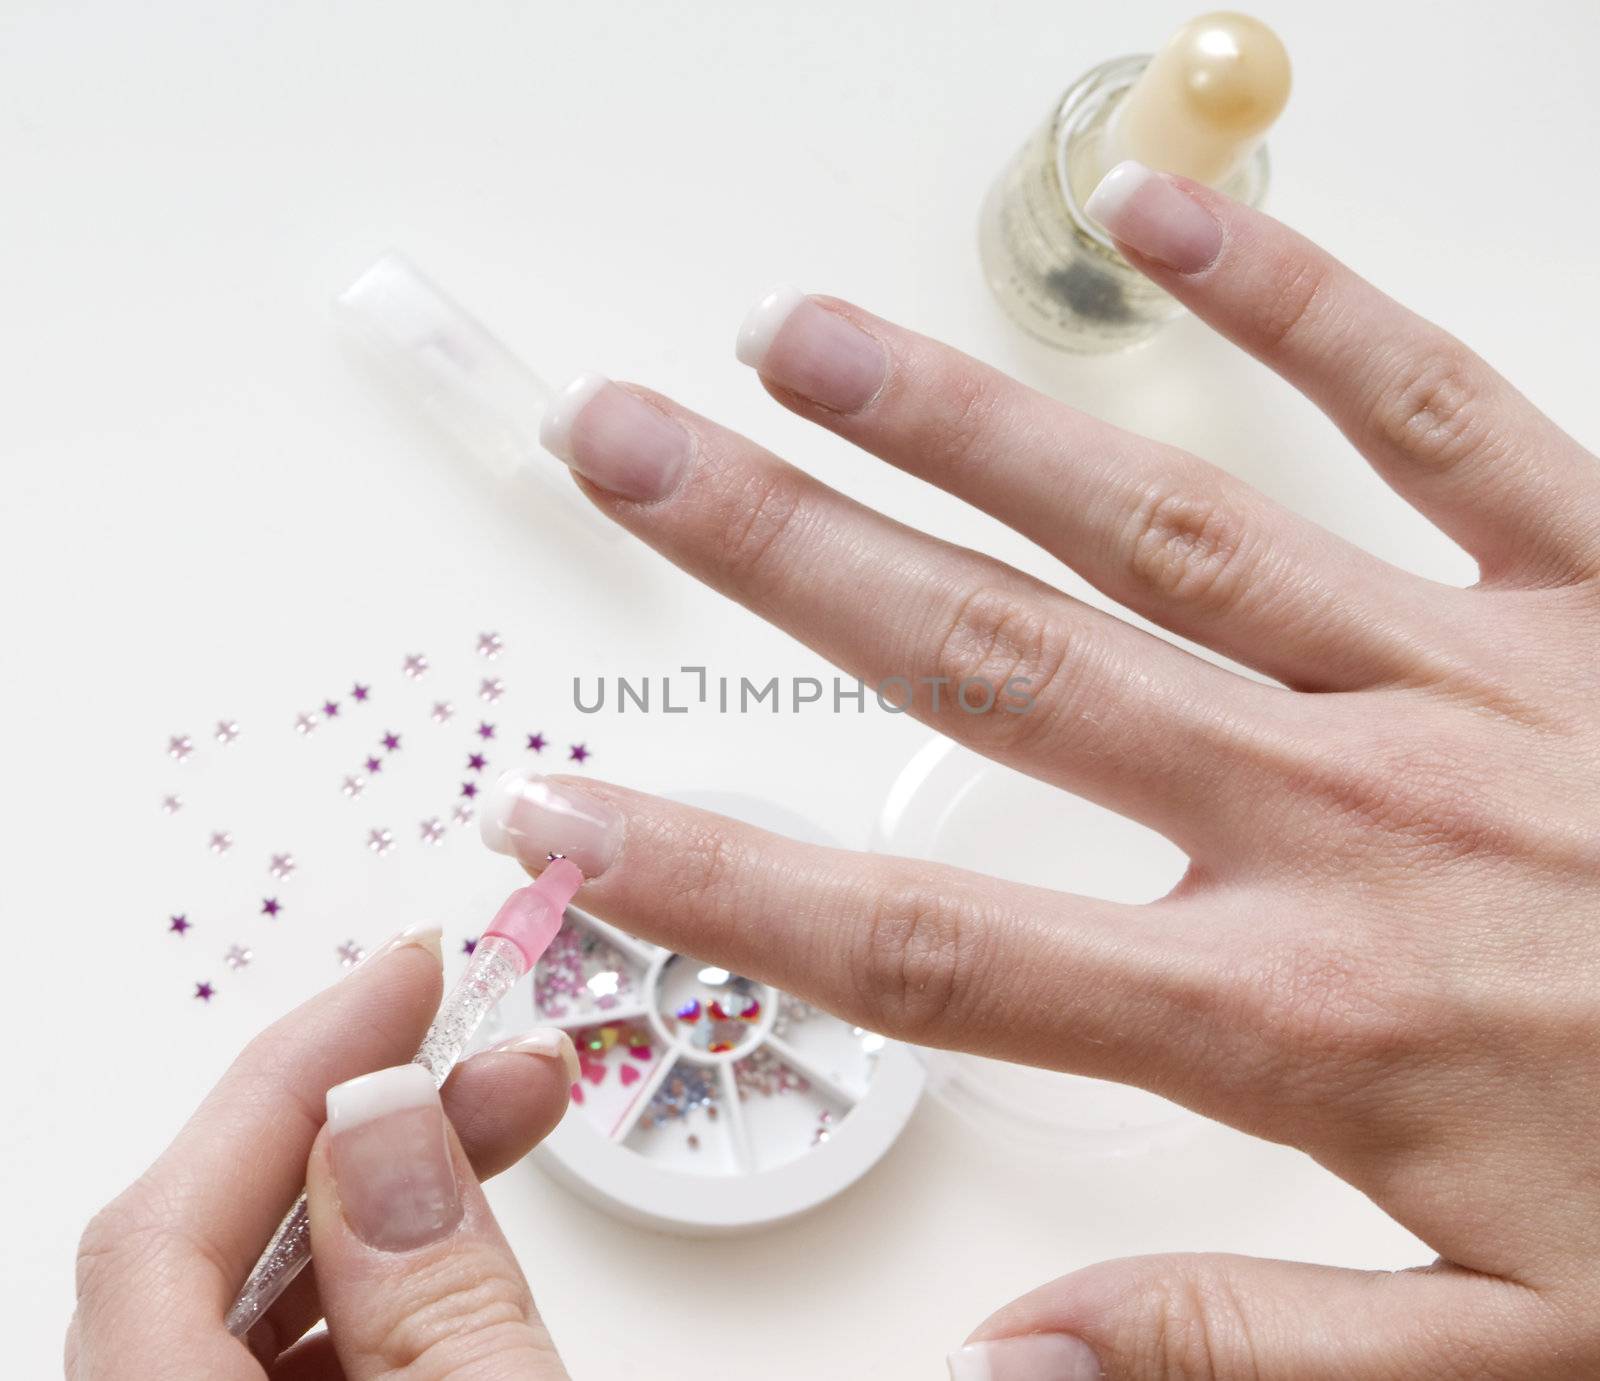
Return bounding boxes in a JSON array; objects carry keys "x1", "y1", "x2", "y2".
[
  {"x1": 493, "y1": 163, "x2": 1600, "y2": 1378},
  {"x1": 67, "y1": 930, "x2": 577, "y2": 1380}
]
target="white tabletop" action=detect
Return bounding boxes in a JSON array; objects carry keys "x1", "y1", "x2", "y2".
[{"x1": 8, "y1": 1, "x2": 1598, "y2": 1374}]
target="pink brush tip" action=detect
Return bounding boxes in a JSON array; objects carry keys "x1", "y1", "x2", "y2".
[{"x1": 483, "y1": 858, "x2": 585, "y2": 970}]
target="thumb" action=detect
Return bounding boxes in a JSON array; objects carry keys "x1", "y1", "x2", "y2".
[
  {"x1": 950, "y1": 1252, "x2": 1548, "y2": 1380},
  {"x1": 306, "y1": 1063, "x2": 570, "y2": 1381}
]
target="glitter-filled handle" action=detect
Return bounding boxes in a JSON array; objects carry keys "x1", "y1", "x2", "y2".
[{"x1": 224, "y1": 938, "x2": 525, "y2": 1337}]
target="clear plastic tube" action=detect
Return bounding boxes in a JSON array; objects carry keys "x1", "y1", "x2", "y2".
[{"x1": 224, "y1": 937, "x2": 524, "y2": 1337}]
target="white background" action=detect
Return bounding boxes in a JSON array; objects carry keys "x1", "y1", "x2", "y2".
[{"x1": 6, "y1": 1, "x2": 1599, "y2": 1375}]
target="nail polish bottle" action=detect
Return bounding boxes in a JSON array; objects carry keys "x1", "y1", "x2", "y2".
[{"x1": 978, "y1": 12, "x2": 1290, "y2": 352}]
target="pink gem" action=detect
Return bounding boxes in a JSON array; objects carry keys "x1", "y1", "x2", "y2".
[{"x1": 619, "y1": 1064, "x2": 640, "y2": 1086}]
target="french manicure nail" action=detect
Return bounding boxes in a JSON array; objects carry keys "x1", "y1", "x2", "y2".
[
  {"x1": 326, "y1": 1064, "x2": 462, "y2": 1252},
  {"x1": 359, "y1": 923, "x2": 444, "y2": 970},
  {"x1": 539, "y1": 372, "x2": 690, "y2": 502},
  {"x1": 480, "y1": 769, "x2": 623, "y2": 878},
  {"x1": 484, "y1": 1027, "x2": 582, "y2": 1085},
  {"x1": 735, "y1": 285, "x2": 887, "y2": 413},
  {"x1": 1084, "y1": 159, "x2": 1223, "y2": 274},
  {"x1": 947, "y1": 1335, "x2": 1103, "y2": 1381}
]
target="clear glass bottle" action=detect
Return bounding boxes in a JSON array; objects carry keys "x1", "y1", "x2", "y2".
[{"x1": 979, "y1": 54, "x2": 1271, "y2": 352}]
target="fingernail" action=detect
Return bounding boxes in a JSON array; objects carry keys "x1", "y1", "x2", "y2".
[
  {"x1": 484, "y1": 1027, "x2": 582, "y2": 1085},
  {"x1": 735, "y1": 284, "x2": 887, "y2": 413},
  {"x1": 325, "y1": 1064, "x2": 461, "y2": 1252},
  {"x1": 479, "y1": 769, "x2": 623, "y2": 878},
  {"x1": 358, "y1": 923, "x2": 443, "y2": 970},
  {"x1": 947, "y1": 1335, "x2": 1103, "y2": 1381},
  {"x1": 539, "y1": 372, "x2": 690, "y2": 502},
  {"x1": 1084, "y1": 160, "x2": 1223, "y2": 274}
]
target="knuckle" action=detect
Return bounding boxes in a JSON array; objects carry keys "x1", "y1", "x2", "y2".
[
  {"x1": 1369, "y1": 346, "x2": 1489, "y2": 473},
  {"x1": 851, "y1": 880, "x2": 973, "y2": 1042},
  {"x1": 367, "y1": 1253, "x2": 536, "y2": 1376},
  {"x1": 717, "y1": 464, "x2": 809, "y2": 591},
  {"x1": 1251, "y1": 251, "x2": 1328, "y2": 353},
  {"x1": 1123, "y1": 482, "x2": 1257, "y2": 615},
  {"x1": 928, "y1": 583, "x2": 1073, "y2": 749},
  {"x1": 1120, "y1": 1258, "x2": 1248, "y2": 1380}
]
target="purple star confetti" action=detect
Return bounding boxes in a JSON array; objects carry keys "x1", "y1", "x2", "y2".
[
  {"x1": 526, "y1": 732, "x2": 547, "y2": 753},
  {"x1": 194, "y1": 981, "x2": 215, "y2": 1003},
  {"x1": 466, "y1": 752, "x2": 487, "y2": 772},
  {"x1": 168, "y1": 734, "x2": 194, "y2": 762},
  {"x1": 363, "y1": 754, "x2": 384, "y2": 774},
  {"x1": 452, "y1": 802, "x2": 474, "y2": 826},
  {"x1": 477, "y1": 631, "x2": 504, "y2": 659},
  {"x1": 224, "y1": 944, "x2": 252, "y2": 971},
  {"x1": 479, "y1": 677, "x2": 504, "y2": 703},
  {"x1": 401, "y1": 653, "x2": 429, "y2": 680},
  {"x1": 476, "y1": 722, "x2": 495, "y2": 741},
  {"x1": 569, "y1": 743, "x2": 590, "y2": 764},
  {"x1": 462, "y1": 937, "x2": 478, "y2": 955},
  {"x1": 367, "y1": 827, "x2": 394, "y2": 856},
  {"x1": 431, "y1": 701, "x2": 455, "y2": 724},
  {"x1": 341, "y1": 774, "x2": 365, "y2": 798},
  {"x1": 460, "y1": 781, "x2": 479, "y2": 800},
  {"x1": 337, "y1": 940, "x2": 365, "y2": 967},
  {"x1": 322, "y1": 699, "x2": 341, "y2": 719},
  {"x1": 419, "y1": 817, "x2": 445, "y2": 846},
  {"x1": 214, "y1": 720, "x2": 240, "y2": 745},
  {"x1": 294, "y1": 711, "x2": 320, "y2": 736},
  {"x1": 208, "y1": 830, "x2": 233, "y2": 855},
  {"x1": 161, "y1": 794, "x2": 183, "y2": 815},
  {"x1": 381, "y1": 731, "x2": 402, "y2": 752},
  {"x1": 169, "y1": 914, "x2": 191, "y2": 936},
  {"x1": 269, "y1": 853, "x2": 297, "y2": 880},
  {"x1": 261, "y1": 897, "x2": 281, "y2": 918},
  {"x1": 351, "y1": 682, "x2": 370, "y2": 702}
]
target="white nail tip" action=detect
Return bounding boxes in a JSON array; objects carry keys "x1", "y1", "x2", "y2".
[
  {"x1": 735, "y1": 284, "x2": 806, "y2": 369},
  {"x1": 539, "y1": 371, "x2": 609, "y2": 465},
  {"x1": 1084, "y1": 158, "x2": 1155, "y2": 228},
  {"x1": 478, "y1": 767, "x2": 533, "y2": 856},
  {"x1": 945, "y1": 1346, "x2": 992, "y2": 1381},
  {"x1": 326, "y1": 1063, "x2": 437, "y2": 1131}
]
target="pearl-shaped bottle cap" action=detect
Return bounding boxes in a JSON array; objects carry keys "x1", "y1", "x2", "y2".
[{"x1": 1109, "y1": 12, "x2": 1291, "y2": 187}]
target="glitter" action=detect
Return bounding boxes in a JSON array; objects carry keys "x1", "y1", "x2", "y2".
[
  {"x1": 168, "y1": 914, "x2": 190, "y2": 935},
  {"x1": 401, "y1": 653, "x2": 429, "y2": 679},
  {"x1": 479, "y1": 677, "x2": 504, "y2": 703},
  {"x1": 161, "y1": 794, "x2": 183, "y2": 814},
  {"x1": 734, "y1": 1048, "x2": 810, "y2": 1099},
  {"x1": 168, "y1": 734, "x2": 194, "y2": 762},
  {"x1": 569, "y1": 743, "x2": 590, "y2": 763},
  {"x1": 351, "y1": 682, "x2": 370, "y2": 702},
  {"x1": 337, "y1": 940, "x2": 365, "y2": 967},
  {"x1": 208, "y1": 830, "x2": 233, "y2": 854},
  {"x1": 224, "y1": 943, "x2": 252, "y2": 970},
  {"x1": 214, "y1": 720, "x2": 240, "y2": 745},
  {"x1": 341, "y1": 774, "x2": 365, "y2": 798},
  {"x1": 534, "y1": 923, "x2": 638, "y2": 1020},
  {"x1": 261, "y1": 897, "x2": 281, "y2": 917},
  {"x1": 526, "y1": 732, "x2": 546, "y2": 752},
  {"x1": 293, "y1": 712, "x2": 320, "y2": 735},
  {"x1": 419, "y1": 817, "x2": 445, "y2": 845},
  {"x1": 367, "y1": 827, "x2": 394, "y2": 856},
  {"x1": 194, "y1": 981, "x2": 216, "y2": 1002},
  {"x1": 451, "y1": 802, "x2": 474, "y2": 826},
  {"x1": 380, "y1": 730, "x2": 401, "y2": 752},
  {"x1": 642, "y1": 1064, "x2": 718, "y2": 1126},
  {"x1": 269, "y1": 853, "x2": 297, "y2": 880},
  {"x1": 431, "y1": 701, "x2": 455, "y2": 724},
  {"x1": 477, "y1": 631, "x2": 504, "y2": 659}
]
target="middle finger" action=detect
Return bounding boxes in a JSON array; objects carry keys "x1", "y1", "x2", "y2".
[{"x1": 541, "y1": 374, "x2": 1295, "y2": 854}]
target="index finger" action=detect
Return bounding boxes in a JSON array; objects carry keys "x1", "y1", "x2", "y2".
[{"x1": 72, "y1": 931, "x2": 444, "y2": 1376}]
